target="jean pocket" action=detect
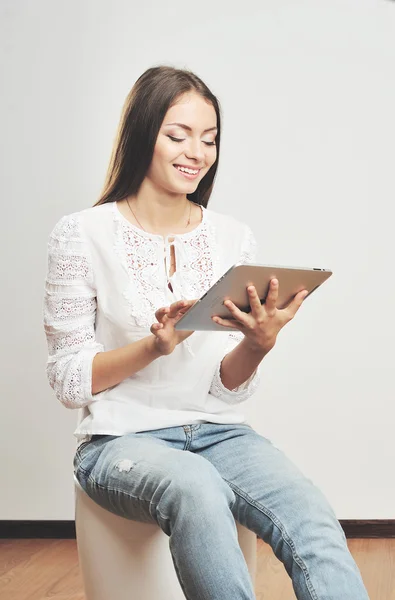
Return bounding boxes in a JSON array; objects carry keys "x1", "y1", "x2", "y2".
[
  {"x1": 73, "y1": 442, "x2": 90, "y2": 470},
  {"x1": 78, "y1": 441, "x2": 91, "y2": 451},
  {"x1": 75, "y1": 441, "x2": 90, "y2": 459}
]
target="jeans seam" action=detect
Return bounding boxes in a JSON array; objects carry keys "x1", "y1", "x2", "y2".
[{"x1": 224, "y1": 477, "x2": 319, "y2": 600}]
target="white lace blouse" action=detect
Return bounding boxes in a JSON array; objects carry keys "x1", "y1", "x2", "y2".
[{"x1": 43, "y1": 201, "x2": 261, "y2": 447}]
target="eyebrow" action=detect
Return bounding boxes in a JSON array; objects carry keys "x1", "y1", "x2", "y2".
[{"x1": 165, "y1": 122, "x2": 218, "y2": 133}]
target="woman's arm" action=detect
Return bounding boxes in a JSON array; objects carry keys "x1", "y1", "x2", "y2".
[
  {"x1": 43, "y1": 213, "x2": 105, "y2": 409},
  {"x1": 43, "y1": 213, "x2": 163, "y2": 406},
  {"x1": 219, "y1": 336, "x2": 270, "y2": 392},
  {"x1": 208, "y1": 223, "x2": 263, "y2": 405},
  {"x1": 91, "y1": 336, "x2": 162, "y2": 395}
]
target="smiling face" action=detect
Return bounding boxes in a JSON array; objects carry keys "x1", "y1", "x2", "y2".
[{"x1": 146, "y1": 92, "x2": 218, "y2": 195}]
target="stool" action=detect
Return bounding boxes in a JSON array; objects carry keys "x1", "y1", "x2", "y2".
[{"x1": 74, "y1": 473, "x2": 257, "y2": 599}]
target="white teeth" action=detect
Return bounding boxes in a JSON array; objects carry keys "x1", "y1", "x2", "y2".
[{"x1": 176, "y1": 165, "x2": 199, "y2": 174}]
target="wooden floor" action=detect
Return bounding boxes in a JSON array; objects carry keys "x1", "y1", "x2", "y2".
[{"x1": 0, "y1": 538, "x2": 393, "y2": 599}]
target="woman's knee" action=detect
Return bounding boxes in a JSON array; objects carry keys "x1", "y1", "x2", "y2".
[
  {"x1": 168, "y1": 452, "x2": 236, "y2": 506},
  {"x1": 155, "y1": 455, "x2": 237, "y2": 531}
]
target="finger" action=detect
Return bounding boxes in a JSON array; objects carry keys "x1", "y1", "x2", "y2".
[
  {"x1": 263, "y1": 278, "x2": 278, "y2": 313},
  {"x1": 174, "y1": 298, "x2": 197, "y2": 308},
  {"x1": 155, "y1": 306, "x2": 170, "y2": 321},
  {"x1": 169, "y1": 299, "x2": 187, "y2": 313},
  {"x1": 287, "y1": 289, "x2": 309, "y2": 318},
  {"x1": 168, "y1": 303, "x2": 189, "y2": 319},
  {"x1": 160, "y1": 301, "x2": 183, "y2": 319},
  {"x1": 150, "y1": 322, "x2": 163, "y2": 334},
  {"x1": 174, "y1": 310, "x2": 189, "y2": 322},
  {"x1": 267, "y1": 278, "x2": 278, "y2": 300},
  {"x1": 211, "y1": 315, "x2": 241, "y2": 330},
  {"x1": 169, "y1": 299, "x2": 198, "y2": 318},
  {"x1": 223, "y1": 298, "x2": 250, "y2": 326},
  {"x1": 297, "y1": 289, "x2": 309, "y2": 304},
  {"x1": 246, "y1": 285, "x2": 263, "y2": 317}
]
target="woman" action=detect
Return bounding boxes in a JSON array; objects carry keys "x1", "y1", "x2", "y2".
[{"x1": 43, "y1": 65, "x2": 369, "y2": 599}]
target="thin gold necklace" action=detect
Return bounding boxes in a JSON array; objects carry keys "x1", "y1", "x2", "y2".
[{"x1": 125, "y1": 197, "x2": 192, "y2": 232}]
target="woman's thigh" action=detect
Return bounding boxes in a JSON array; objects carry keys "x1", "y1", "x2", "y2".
[
  {"x1": 73, "y1": 430, "x2": 237, "y2": 527},
  {"x1": 196, "y1": 424, "x2": 346, "y2": 543},
  {"x1": 193, "y1": 426, "x2": 369, "y2": 599}
]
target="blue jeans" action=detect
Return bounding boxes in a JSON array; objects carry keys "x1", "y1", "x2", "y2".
[{"x1": 73, "y1": 423, "x2": 370, "y2": 600}]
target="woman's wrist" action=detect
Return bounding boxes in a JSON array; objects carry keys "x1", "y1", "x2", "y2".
[{"x1": 147, "y1": 334, "x2": 166, "y2": 358}]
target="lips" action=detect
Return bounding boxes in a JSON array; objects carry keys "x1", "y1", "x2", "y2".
[{"x1": 173, "y1": 164, "x2": 201, "y2": 172}]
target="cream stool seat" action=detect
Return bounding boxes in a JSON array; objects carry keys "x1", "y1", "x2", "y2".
[{"x1": 74, "y1": 473, "x2": 257, "y2": 599}]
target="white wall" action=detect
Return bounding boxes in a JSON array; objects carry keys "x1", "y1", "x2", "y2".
[{"x1": 1, "y1": 0, "x2": 394, "y2": 520}]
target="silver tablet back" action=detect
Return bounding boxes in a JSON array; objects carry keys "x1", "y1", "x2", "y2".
[{"x1": 175, "y1": 263, "x2": 332, "y2": 331}]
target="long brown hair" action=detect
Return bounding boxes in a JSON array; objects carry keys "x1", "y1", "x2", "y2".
[{"x1": 93, "y1": 65, "x2": 222, "y2": 209}]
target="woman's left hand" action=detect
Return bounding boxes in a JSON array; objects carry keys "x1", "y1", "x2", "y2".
[{"x1": 211, "y1": 279, "x2": 309, "y2": 353}]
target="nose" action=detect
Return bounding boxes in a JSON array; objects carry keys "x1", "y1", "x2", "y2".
[{"x1": 185, "y1": 138, "x2": 205, "y2": 163}]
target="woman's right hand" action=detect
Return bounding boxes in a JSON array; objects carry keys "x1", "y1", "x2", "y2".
[{"x1": 150, "y1": 299, "x2": 197, "y2": 356}]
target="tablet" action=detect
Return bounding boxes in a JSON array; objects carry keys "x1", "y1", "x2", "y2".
[{"x1": 174, "y1": 262, "x2": 333, "y2": 331}]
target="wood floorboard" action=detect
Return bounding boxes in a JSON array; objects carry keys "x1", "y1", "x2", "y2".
[{"x1": 0, "y1": 538, "x2": 393, "y2": 599}]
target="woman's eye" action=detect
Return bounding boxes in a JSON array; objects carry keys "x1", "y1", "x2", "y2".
[
  {"x1": 168, "y1": 136, "x2": 184, "y2": 143},
  {"x1": 167, "y1": 135, "x2": 215, "y2": 146}
]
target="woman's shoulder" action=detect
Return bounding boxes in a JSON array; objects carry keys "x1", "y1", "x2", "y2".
[
  {"x1": 205, "y1": 204, "x2": 252, "y2": 239},
  {"x1": 74, "y1": 202, "x2": 113, "y2": 224},
  {"x1": 48, "y1": 203, "x2": 113, "y2": 241}
]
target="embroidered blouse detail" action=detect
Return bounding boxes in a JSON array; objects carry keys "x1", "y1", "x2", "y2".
[
  {"x1": 43, "y1": 214, "x2": 104, "y2": 408},
  {"x1": 112, "y1": 203, "x2": 220, "y2": 357},
  {"x1": 43, "y1": 203, "x2": 261, "y2": 444}
]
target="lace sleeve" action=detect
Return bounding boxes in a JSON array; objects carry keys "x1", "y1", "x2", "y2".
[
  {"x1": 43, "y1": 213, "x2": 104, "y2": 409},
  {"x1": 208, "y1": 224, "x2": 261, "y2": 404}
]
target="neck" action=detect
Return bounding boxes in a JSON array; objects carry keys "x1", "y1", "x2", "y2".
[{"x1": 126, "y1": 180, "x2": 190, "y2": 229}]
